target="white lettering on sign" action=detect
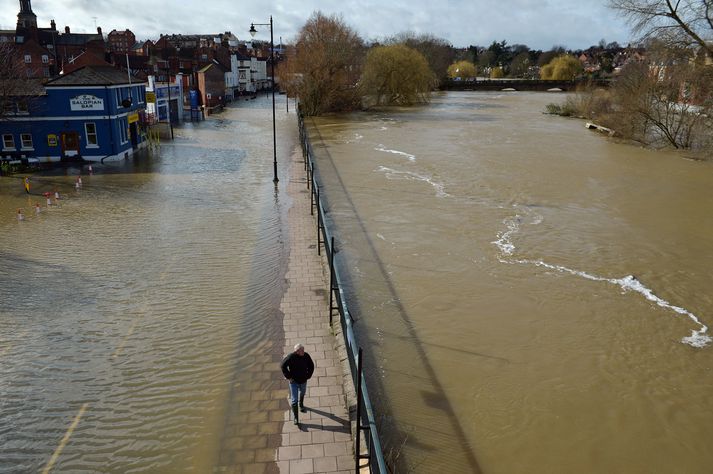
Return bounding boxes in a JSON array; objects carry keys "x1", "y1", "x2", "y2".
[{"x1": 70, "y1": 94, "x2": 104, "y2": 111}]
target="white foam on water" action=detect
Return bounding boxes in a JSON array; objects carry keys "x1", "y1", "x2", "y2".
[
  {"x1": 345, "y1": 133, "x2": 363, "y2": 143},
  {"x1": 375, "y1": 144, "x2": 416, "y2": 162},
  {"x1": 493, "y1": 212, "x2": 711, "y2": 348},
  {"x1": 380, "y1": 126, "x2": 388, "y2": 131},
  {"x1": 376, "y1": 233, "x2": 386, "y2": 241},
  {"x1": 375, "y1": 166, "x2": 450, "y2": 198},
  {"x1": 492, "y1": 215, "x2": 521, "y2": 256}
]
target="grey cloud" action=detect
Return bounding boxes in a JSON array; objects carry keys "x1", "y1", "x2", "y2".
[{"x1": 1, "y1": 0, "x2": 632, "y2": 49}]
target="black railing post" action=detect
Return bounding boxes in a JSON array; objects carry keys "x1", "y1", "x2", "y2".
[
  {"x1": 309, "y1": 176, "x2": 314, "y2": 213},
  {"x1": 329, "y1": 236, "x2": 336, "y2": 326},
  {"x1": 355, "y1": 348, "x2": 363, "y2": 473},
  {"x1": 316, "y1": 187, "x2": 321, "y2": 256}
]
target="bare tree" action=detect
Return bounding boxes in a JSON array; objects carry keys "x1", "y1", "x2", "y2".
[
  {"x1": 0, "y1": 41, "x2": 44, "y2": 121},
  {"x1": 387, "y1": 32, "x2": 455, "y2": 85},
  {"x1": 609, "y1": 55, "x2": 713, "y2": 149},
  {"x1": 609, "y1": 0, "x2": 713, "y2": 58},
  {"x1": 291, "y1": 12, "x2": 365, "y2": 116}
]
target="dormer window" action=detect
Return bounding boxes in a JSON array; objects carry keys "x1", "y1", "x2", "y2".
[{"x1": 24, "y1": 54, "x2": 31, "y2": 63}]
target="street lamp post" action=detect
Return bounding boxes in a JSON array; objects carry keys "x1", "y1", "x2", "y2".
[
  {"x1": 249, "y1": 16, "x2": 278, "y2": 184},
  {"x1": 165, "y1": 67, "x2": 174, "y2": 139}
]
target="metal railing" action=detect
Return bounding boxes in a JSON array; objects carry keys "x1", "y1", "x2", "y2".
[{"x1": 298, "y1": 110, "x2": 388, "y2": 474}]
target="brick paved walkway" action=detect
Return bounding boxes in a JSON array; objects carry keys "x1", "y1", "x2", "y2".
[{"x1": 275, "y1": 149, "x2": 355, "y2": 473}]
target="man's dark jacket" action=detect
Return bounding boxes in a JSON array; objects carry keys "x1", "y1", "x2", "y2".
[{"x1": 280, "y1": 352, "x2": 315, "y2": 384}]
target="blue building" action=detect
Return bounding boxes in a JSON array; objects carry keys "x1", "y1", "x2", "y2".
[{"x1": 1, "y1": 65, "x2": 148, "y2": 163}]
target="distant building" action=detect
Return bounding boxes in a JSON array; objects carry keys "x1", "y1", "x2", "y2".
[
  {"x1": 108, "y1": 29, "x2": 136, "y2": 54},
  {"x1": 197, "y1": 61, "x2": 227, "y2": 114},
  {"x1": 9, "y1": 0, "x2": 106, "y2": 78}
]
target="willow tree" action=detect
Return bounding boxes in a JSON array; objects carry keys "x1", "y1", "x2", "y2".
[
  {"x1": 447, "y1": 60, "x2": 477, "y2": 79},
  {"x1": 291, "y1": 12, "x2": 365, "y2": 116},
  {"x1": 359, "y1": 44, "x2": 436, "y2": 107},
  {"x1": 540, "y1": 55, "x2": 583, "y2": 80}
]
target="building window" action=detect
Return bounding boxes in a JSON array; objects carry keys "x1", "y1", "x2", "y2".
[
  {"x1": 119, "y1": 118, "x2": 128, "y2": 143},
  {"x1": 24, "y1": 54, "x2": 31, "y2": 63},
  {"x1": 20, "y1": 133, "x2": 33, "y2": 149},
  {"x1": 85, "y1": 122, "x2": 98, "y2": 146},
  {"x1": 43, "y1": 67, "x2": 50, "y2": 78},
  {"x1": 115, "y1": 88, "x2": 121, "y2": 107},
  {"x1": 17, "y1": 101, "x2": 28, "y2": 113},
  {"x1": 41, "y1": 54, "x2": 48, "y2": 64},
  {"x1": 2, "y1": 134, "x2": 15, "y2": 149}
]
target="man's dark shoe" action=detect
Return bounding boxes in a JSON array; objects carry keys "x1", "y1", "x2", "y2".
[
  {"x1": 291, "y1": 403, "x2": 299, "y2": 425},
  {"x1": 299, "y1": 395, "x2": 307, "y2": 412}
]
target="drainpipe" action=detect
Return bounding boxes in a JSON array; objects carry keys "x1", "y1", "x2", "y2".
[{"x1": 105, "y1": 85, "x2": 116, "y2": 162}]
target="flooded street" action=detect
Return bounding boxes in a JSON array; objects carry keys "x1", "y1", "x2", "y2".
[
  {"x1": 0, "y1": 96, "x2": 297, "y2": 472},
  {"x1": 307, "y1": 91, "x2": 713, "y2": 473}
]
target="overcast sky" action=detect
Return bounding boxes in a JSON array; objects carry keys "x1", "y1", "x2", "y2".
[{"x1": 1, "y1": 0, "x2": 634, "y2": 50}]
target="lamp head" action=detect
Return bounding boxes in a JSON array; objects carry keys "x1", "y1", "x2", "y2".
[{"x1": 249, "y1": 23, "x2": 257, "y2": 37}]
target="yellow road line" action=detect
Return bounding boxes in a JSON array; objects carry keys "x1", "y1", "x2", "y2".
[
  {"x1": 111, "y1": 319, "x2": 138, "y2": 359},
  {"x1": 111, "y1": 268, "x2": 171, "y2": 360},
  {"x1": 41, "y1": 403, "x2": 89, "y2": 474},
  {"x1": 0, "y1": 344, "x2": 11, "y2": 358}
]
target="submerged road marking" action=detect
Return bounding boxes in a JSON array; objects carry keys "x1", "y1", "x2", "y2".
[
  {"x1": 42, "y1": 403, "x2": 89, "y2": 474},
  {"x1": 111, "y1": 267, "x2": 172, "y2": 359},
  {"x1": 0, "y1": 344, "x2": 12, "y2": 358},
  {"x1": 111, "y1": 319, "x2": 137, "y2": 359}
]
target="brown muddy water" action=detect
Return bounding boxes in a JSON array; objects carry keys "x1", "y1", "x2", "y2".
[
  {"x1": 0, "y1": 96, "x2": 297, "y2": 473},
  {"x1": 307, "y1": 91, "x2": 713, "y2": 473}
]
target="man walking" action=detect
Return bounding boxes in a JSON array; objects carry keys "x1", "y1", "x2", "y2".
[{"x1": 280, "y1": 343, "x2": 314, "y2": 425}]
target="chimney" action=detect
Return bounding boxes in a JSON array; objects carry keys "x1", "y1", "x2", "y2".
[
  {"x1": 65, "y1": 26, "x2": 70, "y2": 34},
  {"x1": 50, "y1": 19, "x2": 56, "y2": 30},
  {"x1": 97, "y1": 26, "x2": 102, "y2": 35}
]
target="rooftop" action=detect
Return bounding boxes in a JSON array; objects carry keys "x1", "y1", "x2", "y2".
[{"x1": 46, "y1": 65, "x2": 145, "y2": 86}]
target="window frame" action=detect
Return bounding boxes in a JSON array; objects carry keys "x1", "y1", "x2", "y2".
[
  {"x1": 20, "y1": 133, "x2": 33, "y2": 150},
  {"x1": 2, "y1": 134, "x2": 15, "y2": 150},
  {"x1": 85, "y1": 122, "x2": 98, "y2": 147},
  {"x1": 119, "y1": 118, "x2": 128, "y2": 143}
]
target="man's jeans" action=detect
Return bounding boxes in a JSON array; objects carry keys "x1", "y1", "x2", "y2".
[{"x1": 289, "y1": 381, "x2": 307, "y2": 405}]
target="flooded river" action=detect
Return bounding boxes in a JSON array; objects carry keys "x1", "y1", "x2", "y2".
[
  {"x1": 307, "y1": 91, "x2": 713, "y2": 473},
  {"x1": 0, "y1": 97, "x2": 296, "y2": 472}
]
